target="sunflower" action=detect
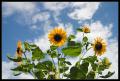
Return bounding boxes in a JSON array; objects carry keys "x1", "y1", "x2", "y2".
[
  {"x1": 104, "y1": 57, "x2": 110, "y2": 65},
  {"x1": 16, "y1": 40, "x2": 23, "y2": 65},
  {"x1": 16, "y1": 40, "x2": 23, "y2": 57},
  {"x1": 92, "y1": 37, "x2": 107, "y2": 56},
  {"x1": 82, "y1": 26, "x2": 90, "y2": 33},
  {"x1": 48, "y1": 27, "x2": 67, "y2": 47}
]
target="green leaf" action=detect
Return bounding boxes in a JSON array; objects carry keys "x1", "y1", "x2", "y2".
[
  {"x1": 65, "y1": 61, "x2": 72, "y2": 65},
  {"x1": 79, "y1": 62, "x2": 89, "y2": 75},
  {"x1": 83, "y1": 36, "x2": 88, "y2": 42},
  {"x1": 50, "y1": 45, "x2": 58, "y2": 51},
  {"x1": 83, "y1": 56, "x2": 98, "y2": 71},
  {"x1": 67, "y1": 41, "x2": 76, "y2": 46},
  {"x1": 75, "y1": 61, "x2": 80, "y2": 67},
  {"x1": 68, "y1": 41, "x2": 82, "y2": 48},
  {"x1": 98, "y1": 64, "x2": 106, "y2": 73},
  {"x1": 91, "y1": 63, "x2": 98, "y2": 71},
  {"x1": 34, "y1": 70, "x2": 45, "y2": 79},
  {"x1": 24, "y1": 42, "x2": 31, "y2": 51},
  {"x1": 100, "y1": 71, "x2": 115, "y2": 78},
  {"x1": 83, "y1": 55, "x2": 98, "y2": 64},
  {"x1": 42, "y1": 61, "x2": 54, "y2": 71},
  {"x1": 59, "y1": 58, "x2": 65, "y2": 62},
  {"x1": 58, "y1": 54, "x2": 61, "y2": 57},
  {"x1": 69, "y1": 67, "x2": 79, "y2": 79},
  {"x1": 47, "y1": 49, "x2": 51, "y2": 54},
  {"x1": 77, "y1": 28, "x2": 83, "y2": 32},
  {"x1": 29, "y1": 44, "x2": 37, "y2": 48},
  {"x1": 63, "y1": 73, "x2": 70, "y2": 77},
  {"x1": 86, "y1": 71, "x2": 95, "y2": 79},
  {"x1": 59, "y1": 58, "x2": 65, "y2": 66},
  {"x1": 75, "y1": 42, "x2": 82, "y2": 47},
  {"x1": 51, "y1": 51, "x2": 57, "y2": 58},
  {"x1": 68, "y1": 35, "x2": 76, "y2": 41},
  {"x1": 32, "y1": 47, "x2": 44, "y2": 61},
  {"x1": 11, "y1": 64, "x2": 34, "y2": 73},
  {"x1": 60, "y1": 67, "x2": 69, "y2": 73},
  {"x1": 7, "y1": 54, "x2": 22, "y2": 62},
  {"x1": 70, "y1": 62, "x2": 89, "y2": 79},
  {"x1": 69, "y1": 67, "x2": 86, "y2": 79},
  {"x1": 86, "y1": 42, "x2": 90, "y2": 50},
  {"x1": 98, "y1": 64, "x2": 111, "y2": 74},
  {"x1": 35, "y1": 62, "x2": 47, "y2": 71},
  {"x1": 62, "y1": 47, "x2": 81, "y2": 57},
  {"x1": 13, "y1": 71, "x2": 22, "y2": 76}
]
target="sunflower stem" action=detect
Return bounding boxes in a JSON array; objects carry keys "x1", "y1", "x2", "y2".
[
  {"x1": 23, "y1": 52, "x2": 27, "y2": 58},
  {"x1": 55, "y1": 48, "x2": 60, "y2": 79},
  {"x1": 62, "y1": 54, "x2": 65, "y2": 79},
  {"x1": 23, "y1": 52, "x2": 37, "y2": 79},
  {"x1": 51, "y1": 58, "x2": 56, "y2": 70}
]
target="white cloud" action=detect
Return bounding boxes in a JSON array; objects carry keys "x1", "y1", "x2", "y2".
[
  {"x1": 32, "y1": 12, "x2": 50, "y2": 24},
  {"x1": 34, "y1": 33, "x2": 50, "y2": 52},
  {"x1": 43, "y1": 2, "x2": 70, "y2": 24},
  {"x1": 43, "y1": 2, "x2": 101, "y2": 21},
  {"x1": 43, "y1": 2, "x2": 70, "y2": 12},
  {"x1": 68, "y1": 2, "x2": 101, "y2": 20},
  {"x1": 57, "y1": 23, "x2": 74, "y2": 36},
  {"x1": 2, "y1": 2, "x2": 37, "y2": 16},
  {"x1": 2, "y1": 61, "x2": 34, "y2": 79},
  {"x1": 31, "y1": 25, "x2": 37, "y2": 30}
]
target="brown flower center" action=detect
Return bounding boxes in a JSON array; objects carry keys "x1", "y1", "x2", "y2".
[
  {"x1": 54, "y1": 34, "x2": 62, "y2": 42},
  {"x1": 95, "y1": 42, "x2": 102, "y2": 50},
  {"x1": 17, "y1": 47, "x2": 21, "y2": 54}
]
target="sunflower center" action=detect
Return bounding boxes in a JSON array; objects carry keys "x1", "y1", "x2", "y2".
[
  {"x1": 17, "y1": 48, "x2": 21, "y2": 54},
  {"x1": 95, "y1": 43, "x2": 102, "y2": 50},
  {"x1": 54, "y1": 34, "x2": 62, "y2": 42}
]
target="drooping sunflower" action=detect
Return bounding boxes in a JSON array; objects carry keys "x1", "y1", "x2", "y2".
[
  {"x1": 16, "y1": 40, "x2": 23, "y2": 64},
  {"x1": 48, "y1": 27, "x2": 67, "y2": 47},
  {"x1": 82, "y1": 26, "x2": 90, "y2": 33},
  {"x1": 16, "y1": 40, "x2": 22, "y2": 57},
  {"x1": 92, "y1": 37, "x2": 107, "y2": 56}
]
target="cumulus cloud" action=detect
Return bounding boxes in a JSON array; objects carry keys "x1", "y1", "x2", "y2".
[
  {"x1": 68, "y1": 2, "x2": 101, "y2": 20},
  {"x1": 32, "y1": 12, "x2": 50, "y2": 24},
  {"x1": 2, "y1": 2, "x2": 37, "y2": 16},
  {"x1": 43, "y1": 2, "x2": 70, "y2": 24},
  {"x1": 2, "y1": 61, "x2": 34, "y2": 79},
  {"x1": 57, "y1": 23, "x2": 74, "y2": 36},
  {"x1": 43, "y1": 2, "x2": 70, "y2": 12},
  {"x1": 34, "y1": 33, "x2": 50, "y2": 52}
]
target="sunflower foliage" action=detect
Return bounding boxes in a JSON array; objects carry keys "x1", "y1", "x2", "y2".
[{"x1": 7, "y1": 27, "x2": 114, "y2": 79}]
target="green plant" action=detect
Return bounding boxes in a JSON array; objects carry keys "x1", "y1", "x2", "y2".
[{"x1": 7, "y1": 26, "x2": 114, "y2": 79}]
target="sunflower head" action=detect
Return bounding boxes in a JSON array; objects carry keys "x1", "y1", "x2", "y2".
[
  {"x1": 82, "y1": 26, "x2": 90, "y2": 33},
  {"x1": 103, "y1": 57, "x2": 111, "y2": 68},
  {"x1": 16, "y1": 40, "x2": 23, "y2": 57},
  {"x1": 92, "y1": 37, "x2": 107, "y2": 56},
  {"x1": 104, "y1": 57, "x2": 110, "y2": 65},
  {"x1": 16, "y1": 40, "x2": 23, "y2": 65},
  {"x1": 48, "y1": 27, "x2": 67, "y2": 47}
]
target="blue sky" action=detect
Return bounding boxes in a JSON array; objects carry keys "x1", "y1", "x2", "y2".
[{"x1": 2, "y1": 2, "x2": 118, "y2": 79}]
